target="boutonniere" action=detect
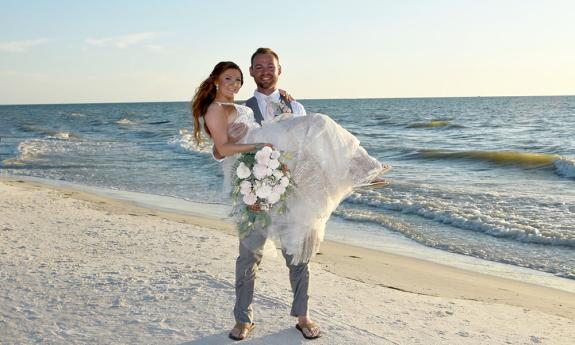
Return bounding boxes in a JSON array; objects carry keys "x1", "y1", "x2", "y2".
[{"x1": 272, "y1": 99, "x2": 292, "y2": 114}]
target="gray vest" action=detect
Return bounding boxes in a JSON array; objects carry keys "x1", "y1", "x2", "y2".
[{"x1": 245, "y1": 94, "x2": 294, "y2": 125}]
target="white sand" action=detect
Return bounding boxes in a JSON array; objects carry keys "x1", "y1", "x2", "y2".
[{"x1": 1, "y1": 179, "x2": 574, "y2": 344}]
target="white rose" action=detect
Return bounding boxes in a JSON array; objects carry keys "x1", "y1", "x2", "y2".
[
  {"x1": 242, "y1": 193, "x2": 257, "y2": 205},
  {"x1": 240, "y1": 180, "x2": 252, "y2": 195},
  {"x1": 280, "y1": 176, "x2": 289, "y2": 187},
  {"x1": 270, "y1": 150, "x2": 281, "y2": 160},
  {"x1": 267, "y1": 159, "x2": 280, "y2": 170},
  {"x1": 261, "y1": 146, "x2": 273, "y2": 154},
  {"x1": 255, "y1": 149, "x2": 270, "y2": 165},
  {"x1": 267, "y1": 191, "x2": 281, "y2": 204},
  {"x1": 252, "y1": 163, "x2": 268, "y2": 180},
  {"x1": 273, "y1": 170, "x2": 284, "y2": 179},
  {"x1": 266, "y1": 167, "x2": 274, "y2": 176},
  {"x1": 236, "y1": 162, "x2": 251, "y2": 179},
  {"x1": 255, "y1": 184, "x2": 272, "y2": 199},
  {"x1": 273, "y1": 184, "x2": 286, "y2": 195}
]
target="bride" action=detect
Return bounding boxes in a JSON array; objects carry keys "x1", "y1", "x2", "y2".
[{"x1": 191, "y1": 60, "x2": 388, "y2": 340}]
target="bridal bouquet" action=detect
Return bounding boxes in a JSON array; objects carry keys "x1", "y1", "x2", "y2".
[{"x1": 231, "y1": 146, "x2": 294, "y2": 238}]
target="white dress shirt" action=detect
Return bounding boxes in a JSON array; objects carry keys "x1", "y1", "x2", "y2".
[{"x1": 253, "y1": 90, "x2": 307, "y2": 120}]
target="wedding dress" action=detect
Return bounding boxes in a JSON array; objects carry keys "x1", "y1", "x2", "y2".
[{"x1": 220, "y1": 103, "x2": 388, "y2": 264}]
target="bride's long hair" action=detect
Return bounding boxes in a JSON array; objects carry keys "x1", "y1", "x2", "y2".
[{"x1": 191, "y1": 61, "x2": 243, "y2": 143}]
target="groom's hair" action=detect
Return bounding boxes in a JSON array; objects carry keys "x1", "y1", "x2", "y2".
[{"x1": 250, "y1": 48, "x2": 279, "y2": 66}]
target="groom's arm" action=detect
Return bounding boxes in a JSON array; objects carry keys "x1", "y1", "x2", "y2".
[
  {"x1": 290, "y1": 101, "x2": 307, "y2": 116},
  {"x1": 278, "y1": 89, "x2": 306, "y2": 116}
]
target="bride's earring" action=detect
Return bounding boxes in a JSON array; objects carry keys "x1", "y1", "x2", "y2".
[{"x1": 215, "y1": 84, "x2": 219, "y2": 91}]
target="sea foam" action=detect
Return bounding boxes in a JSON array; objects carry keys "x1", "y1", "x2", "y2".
[
  {"x1": 554, "y1": 157, "x2": 575, "y2": 178},
  {"x1": 167, "y1": 128, "x2": 212, "y2": 154},
  {"x1": 1, "y1": 134, "x2": 107, "y2": 168},
  {"x1": 117, "y1": 118, "x2": 137, "y2": 125},
  {"x1": 2, "y1": 138, "x2": 69, "y2": 166},
  {"x1": 344, "y1": 186, "x2": 575, "y2": 248}
]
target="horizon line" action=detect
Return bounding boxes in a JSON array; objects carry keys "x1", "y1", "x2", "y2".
[{"x1": 1, "y1": 94, "x2": 574, "y2": 106}]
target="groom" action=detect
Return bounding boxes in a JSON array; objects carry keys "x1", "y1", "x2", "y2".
[{"x1": 219, "y1": 48, "x2": 321, "y2": 341}]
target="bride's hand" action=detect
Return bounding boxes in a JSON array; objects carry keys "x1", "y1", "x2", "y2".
[
  {"x1": 279, "y1": 89, "x2": 295, "y2": 102},
  {"x1": 254, "y1": 143, "x2": 274, "y2": 151}
]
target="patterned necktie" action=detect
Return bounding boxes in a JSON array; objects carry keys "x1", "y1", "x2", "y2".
[{"x1": 265, "y1": 96, "x2": 275, "y2": 120}]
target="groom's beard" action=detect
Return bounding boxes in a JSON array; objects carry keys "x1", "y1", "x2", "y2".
[{"x1": 255, "y1": 75, "x2": 278, "y2": 91}]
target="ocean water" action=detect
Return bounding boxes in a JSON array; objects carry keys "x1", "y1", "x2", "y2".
[{"x1": 1, "y1": 96, "x2": 574, "y2": 280}]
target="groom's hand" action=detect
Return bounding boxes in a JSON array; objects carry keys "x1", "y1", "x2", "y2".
[
  {"x1": 212, "y1": 123, "x2": 248, "y2": 160},
  {"x1": 228, "y1": 123, "x2": 248, "y2": 143},
  {"x1": 279, "y1": 89, "x2": 295, "y2": 102}
]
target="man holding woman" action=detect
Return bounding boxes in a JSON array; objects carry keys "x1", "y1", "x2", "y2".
[{"x1": 192, "y1": 48, "x2": 387, "y2": 341}]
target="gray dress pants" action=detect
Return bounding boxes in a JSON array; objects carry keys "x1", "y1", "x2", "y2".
[{"x1": 233, "y1": 228, "x2": 310, "y2": 324}]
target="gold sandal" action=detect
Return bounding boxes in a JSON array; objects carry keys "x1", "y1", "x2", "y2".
[{"x1": 355, "y1": 178, "x2": 391, "y2": 189}]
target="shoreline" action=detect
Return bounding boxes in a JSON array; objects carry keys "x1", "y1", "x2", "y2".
[{"x1": 2, "y1": 175, "x2": 574, "y2": 321}]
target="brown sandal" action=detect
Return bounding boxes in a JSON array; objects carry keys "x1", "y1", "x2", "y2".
[
  {"x1": 296, "y1": 322, "x2": 322, "y2": 340},
  {"x1": 229, "y1": 322, "x2": 255, "y2": 341}
]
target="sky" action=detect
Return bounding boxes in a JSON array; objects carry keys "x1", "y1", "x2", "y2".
[{"x1": 0, "y1": 0, "x2": 574, "y2": 104}]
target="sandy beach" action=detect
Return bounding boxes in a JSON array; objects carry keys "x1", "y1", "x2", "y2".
[{"x1": 1, "y1": 176, "x2": 574, "y2": 344}]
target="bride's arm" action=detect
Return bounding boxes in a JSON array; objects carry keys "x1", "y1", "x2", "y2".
[
  {"x1": 212, "y1": 122, "x2": 248, "y2": 160},
  {"x1": 205, "y1": 105, "x2": 260, "y2": 157}
]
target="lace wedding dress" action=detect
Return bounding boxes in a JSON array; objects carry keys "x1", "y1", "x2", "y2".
[{"x1": 220, "y1": 103, "x2": 388, "y2": 264}]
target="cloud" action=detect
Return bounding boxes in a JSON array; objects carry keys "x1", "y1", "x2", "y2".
[
  {"x1": 0, "y1": 39, "x2": 49, "y2": 53},
  {"x1": 85, "y1": 32, "x2": 160, "y2": 49},
  {"x1": 0, "y1": 70, "x2": 43, "y2": 78},
  {"x1": 145, "y1": 44, "x2": 166, "y2": 53}
]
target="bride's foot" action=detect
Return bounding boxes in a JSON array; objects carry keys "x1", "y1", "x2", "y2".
[
  {"x1": 366, "y1": 178, "x2": 390, "y2": 188},
  {"x1": 353, "y1": 178, "x2": 391, "y2": 189},
  {"x1": 368, "y1": 164, "x2": 392, "y2": 188}
]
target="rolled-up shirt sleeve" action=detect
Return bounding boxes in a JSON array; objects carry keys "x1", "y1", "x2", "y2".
[{"x1": 290, "y1": 101, "x2": 307, "y2": 116}]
